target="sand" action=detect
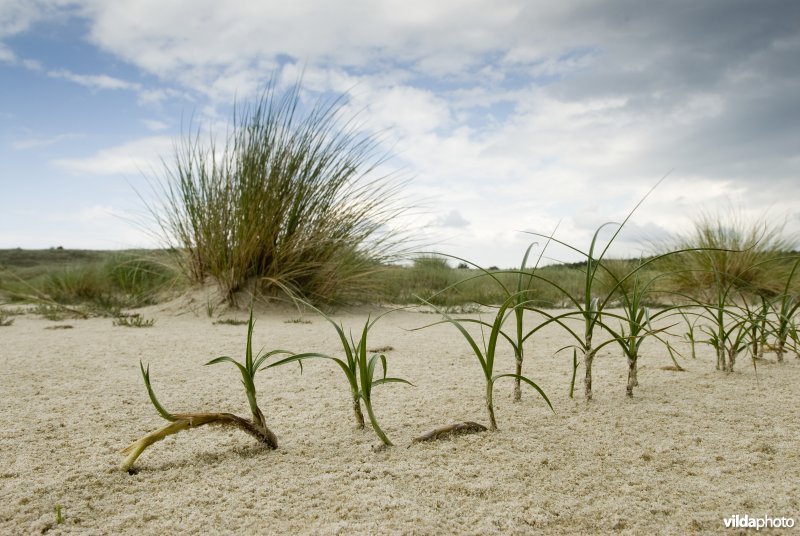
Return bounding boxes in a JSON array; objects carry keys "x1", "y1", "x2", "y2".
[{"x1": 1, "y1": 300, "x2": 799, "y2": 535}]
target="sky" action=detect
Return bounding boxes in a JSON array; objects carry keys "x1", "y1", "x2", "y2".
[{"x1": 1, "y1": 0, "x2": 799, "y2": 267}]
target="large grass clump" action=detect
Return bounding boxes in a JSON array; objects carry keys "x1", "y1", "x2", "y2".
[
  {"x1": 147, "y1": 81, "x2": 408, "y2": 306},
  {"x1": 662, "y1": 210, "x2": 799, "y2": 371},
  {"x1": 664, "y1": 210, "x2": 797, "y2": 299}
]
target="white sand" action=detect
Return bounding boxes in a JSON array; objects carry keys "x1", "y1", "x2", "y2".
[{"x1": 1, "y1": 302, "x2": 799, "y2": 534}]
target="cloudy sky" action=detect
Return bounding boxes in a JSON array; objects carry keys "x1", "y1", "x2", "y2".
[{"x1": 1, "y1": 0, "x2": 798, "y2": 266}]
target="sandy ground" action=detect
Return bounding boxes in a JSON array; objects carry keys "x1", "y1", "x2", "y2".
[{"x1": 1, "y1": 300, "x2": 799, "y2": 535}]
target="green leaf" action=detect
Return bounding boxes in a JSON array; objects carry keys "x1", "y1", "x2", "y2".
[
  {"x1": 372, "y1": 377, "x2": 414, "y2": 387},
  {"x1": 378, "y1": 354, "x2": 388, "y2": 380},
  {"x1": 493, "y1": 373, "x2": 554, "y2": 412},
  {"x1": 364, "y1": 352, "x2": 380, "y2": 398},
  {"x1": 245, "y1": 308, "x2": 255, "y2": 371},
  {"x1": 139, "y1": 361, "x2": 176, "y2": 422},
  {"x1": 205, "y1": 355, "x2": 248, "y2": 377},
  {"x1": 253, "y1": 349, "x2": 293, "y2": 373}
]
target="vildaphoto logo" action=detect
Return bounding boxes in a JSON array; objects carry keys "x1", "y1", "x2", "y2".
[{"x1": 723, "y1": 514, "x2": 795, "y2": 530}]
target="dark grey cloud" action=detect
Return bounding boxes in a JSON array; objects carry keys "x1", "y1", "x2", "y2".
[{"x1": 506, "y1": 1, "x2": 800, "y2": 190}]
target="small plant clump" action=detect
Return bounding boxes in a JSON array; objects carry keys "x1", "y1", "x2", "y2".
[
  {"x1": 34, "y1": 304, "x2": 70, "y2": 321},
  {"x1": 769, "y1": 257, "x2": 800, "y2": 362},
  {"x1": 0, "y1": 311, "x2": 13, "y2": 326},
  {"x1": 121, "y1": 310, "x2": 290, "y2": 471},
  {"x1": 213, "y1": 318, "x2": 248, "y2": 326},
  {"x1": 113, "y1": 314, "x2": 155, "y2": 328},
  {"x1": 527, "y1": 209, "x2": 652, "y2": 400},
  {"x1": 283, "y1": 318, "x2": 312, "y2": 324},
  {"x1": 665, "y1": 210, "x2": 798, "y2": 372},
  {"x1": 269, "y1": 303, "x2": 411, "y2": 447},
  {"x1": 420, "y1": 295, "x2": 553, "y2": 430},
  {"x1": 599, "y1": 259, "x2": 680, "y2": 397}
]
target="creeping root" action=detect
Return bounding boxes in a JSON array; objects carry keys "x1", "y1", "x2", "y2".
[
  {"x1": 120, "y1": 412, "x2": 277, "y2": 472},
  {"x1": 409, "y1": 421, "x2": 488, "y2": 446}
]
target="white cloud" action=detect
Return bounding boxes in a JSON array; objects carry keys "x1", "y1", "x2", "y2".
[
  {"x1": 21, "y1": 57, "x2": 42, "y2": 71},
  {"x1": 74, "y1": 0, "x2": 551, "y2": 102},
  {"x1": 0, "y1": 0, "x2": 54, "y2": 68},
  {"x1": 52, "y1": 136, "x2": 173, "y2": 176},
  {"x1": 47, "y1": 68, "x2": 141, "y2": 91},
  {"x1": 432, "y1": 210, "x2": 470, "y2": 228},
  {"x1": 0, "y1": 42, "x2": 15, "y2": 63},
  {"x1": 141, "y1": 119, "x2": 169, "y2": 132},
  {"x1": 348, "y1": 84, "x2": 452, "y2": 137},
  {"x1": 75, "y1": 204, "x2": 117, "y2": 222},
  {"x1": 11, "y1": 132, "x2": 84, "y2": 150},
  {"x1": 0, "y1": 0, "x2": 44, "y2": 37},
  {"x1": 37, "y1": 205, "x2": 153, "y2": 248}
]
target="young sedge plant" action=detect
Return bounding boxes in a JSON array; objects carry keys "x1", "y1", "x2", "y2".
[
  {"x1": 674, "y1": 257, "x2": 776, "y2": 373},
  {"x1": 742, "y1": 300, "x2": 768, "y2": 381},
  {"x1": 418, "y1": 295, "x2": 553, "y2": 431},
  {"x1": 601, "y1": 263, "x2": 678, "y2": 397},
  {"x1": 695, "y1": 300, "x2": 754, "y2": 373},
  {"x1": 522, "y1": 175, "x2": 671, "y2": 400},
  {"x1": 415, "y1": 232, "x2": 557, "y2": 402},
  {"x1": 121, "y1": 309, "x2": 290, "y2": 471},
  {"x1": 616, "y1": 302, "x2": 652, "y2": 393},
  {"x1": 510, "y1": 244, "x2": 538, "y2": 401},
  {"x1": 727, "y1": 305, "x2": 762, "y2": 377},
  {"x1": 698, "y1": 273, "x2": 735, "y2": 371},
  {"x1": 506, "y1": 236, "x2": 558, "y2": 402},
  {"x1": 268, "y1": 303, "x2": 411, "y2": 447},
  {"x1": 678, "y1": 308, "x2": 701, "y2": 360},
  {"x1": 770, "y1": 257, "x2": 800, "y2": 362},
  {"x1": 744, "y1": 295, "x2": 770, "y2": 360},
  {"x1": 789, "y1": 322, "x2": 800, "y2": 359}
]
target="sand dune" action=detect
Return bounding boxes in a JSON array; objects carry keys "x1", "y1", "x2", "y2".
[{"x1": 1, "y1": 303, "x2": 798, "y2": 534}]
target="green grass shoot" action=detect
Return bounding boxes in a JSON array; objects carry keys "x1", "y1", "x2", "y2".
[
  {"x1": 268, "y1": 302, "x2": 411, "y2": 446},
  {"x1": 121, "y1": 308, "x2": 291, "y2": 471}
]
